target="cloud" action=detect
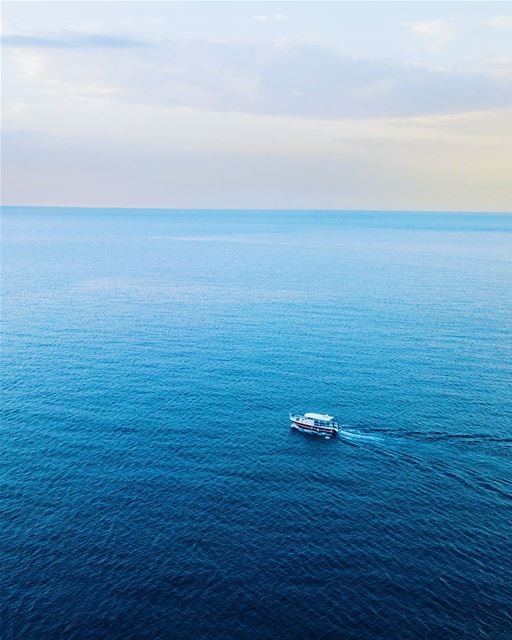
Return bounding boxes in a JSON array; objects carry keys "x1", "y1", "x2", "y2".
[
  {"x1": 9, "y1": 50, "x2": 47, "y2": 79},
  {"x1": 462, "y1": 58, "x2": 512, "y2": 85},
  {"x1": 4, "y1": 30, "x2": 512, "y2": 120},
  {"x1": 14, "y1": 38, "x2": 510, "y2": 119},
  {"x1": 403, "y1": 20, "x2": 456, "y2": 52},
  {"x1": 1, "y1": 31, "x2": 146, "y2": 49},
  {"x1": 3, "y1": 101, "x2": 28, "y2": 120},
  {"x1": 5, "y1": 49, "x2": 121, "y2": 99},
  {"x1": 487, "y1": 16, "x2": 512, "y2": 30}
]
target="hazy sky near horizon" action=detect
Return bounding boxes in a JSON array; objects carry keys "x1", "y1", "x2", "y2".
[{"x1": 2, "y1": 1, "x2": 512, "y2": 211}]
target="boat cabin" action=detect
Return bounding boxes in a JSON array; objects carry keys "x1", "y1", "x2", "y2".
[{"x1": 304, "y1": 412, "x2": 335, "y2": 426}]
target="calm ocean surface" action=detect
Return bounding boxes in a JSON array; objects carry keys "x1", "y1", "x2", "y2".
[{"x1": 2, "y1": 207, "x2": 512, "y2": 639}]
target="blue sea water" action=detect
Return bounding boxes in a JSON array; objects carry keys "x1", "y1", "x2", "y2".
[{"x1": 1, "y1": 207, "x2": 512, "y2": 640}]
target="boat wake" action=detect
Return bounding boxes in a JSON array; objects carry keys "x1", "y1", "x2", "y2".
[
  {"x1": 355, "y1": 427, "x2": 512, "y2": 446},
  {"x1": 339, "y1": 429, "x2": 383, "y2": 443}
]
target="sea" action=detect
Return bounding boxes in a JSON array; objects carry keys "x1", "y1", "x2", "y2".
[{"x1": 1, "y1": 207, "x2": 511, "y2": 640}]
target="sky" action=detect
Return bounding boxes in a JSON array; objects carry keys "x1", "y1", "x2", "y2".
[{"x1": 1, "y1": 1, "x2": 512, "y2": 211}]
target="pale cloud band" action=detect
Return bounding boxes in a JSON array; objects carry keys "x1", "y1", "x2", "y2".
[
  {"x1": 2, "y1": 28, "x2": 512, "y2": 119},
  {"x1": 1, "y1": 32, "x2": 146, "y2": 49}
]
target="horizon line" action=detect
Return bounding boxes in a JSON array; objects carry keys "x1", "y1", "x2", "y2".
[{"x1": 1, "y1": 204, "x2": 511, "y2": 215}]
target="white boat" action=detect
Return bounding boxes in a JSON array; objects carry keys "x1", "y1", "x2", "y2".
[{"x1": 289, "y1": 412, "x2": 341, "y2": 438}]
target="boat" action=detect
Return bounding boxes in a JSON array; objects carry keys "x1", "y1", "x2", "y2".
[{"x1": 289, "y1": 412, "x2": 341, "y2": 438}]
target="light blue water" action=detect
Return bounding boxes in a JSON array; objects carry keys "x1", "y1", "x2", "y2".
[{"x1": 2, "y1": 207, "x2": 512, "y2": 639}]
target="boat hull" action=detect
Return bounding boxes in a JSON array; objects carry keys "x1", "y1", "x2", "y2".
[{"x1": 290, "y1": 420, "x2": 338, "y2": 438}]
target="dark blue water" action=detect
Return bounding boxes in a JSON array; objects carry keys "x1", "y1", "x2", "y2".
[{"x1": 2, "y1": 207, "x2": 512, "y2": 640}]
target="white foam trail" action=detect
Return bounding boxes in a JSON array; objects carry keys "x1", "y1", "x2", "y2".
[{"x1": 340, "y1": 429, "x2": 382, "y2": 443}]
